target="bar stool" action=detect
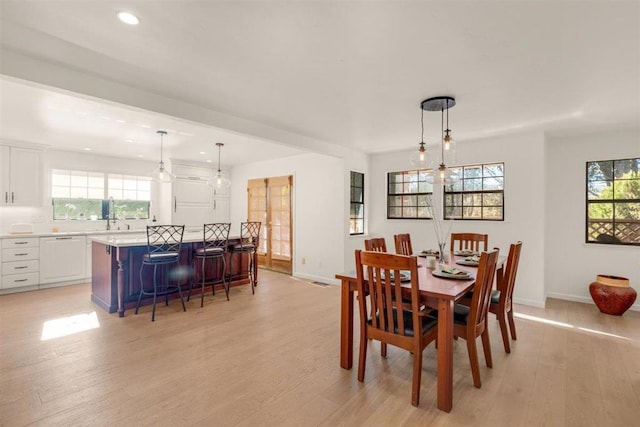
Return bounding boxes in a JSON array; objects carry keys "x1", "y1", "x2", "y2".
[
  {"x1": 135, "y1": 225, "x2": 186, "y2": 321},
  {"x1": 188, "y1": 223, "x2": 231, "y2": 307},
  {"x1": 229, "y1": 222, "x2": 261, "y2": 294}
]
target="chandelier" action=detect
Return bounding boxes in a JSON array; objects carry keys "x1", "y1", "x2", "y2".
[{"x1": 421, "y1": 96, "x2": 459, "y2": 185}]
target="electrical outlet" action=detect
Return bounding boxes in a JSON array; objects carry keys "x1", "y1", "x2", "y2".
[{"x1": 301, "y1": 257, "x2": 306, "y2": 265}]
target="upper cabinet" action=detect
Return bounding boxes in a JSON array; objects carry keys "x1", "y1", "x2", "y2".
[{"x1": 0, "y1": 145, "x2": 43, "y2": 206}]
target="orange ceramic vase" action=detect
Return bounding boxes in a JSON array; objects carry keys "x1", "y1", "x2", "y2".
[{"x1": 589, "y1": 275, "x2": 637, "y2": 316}]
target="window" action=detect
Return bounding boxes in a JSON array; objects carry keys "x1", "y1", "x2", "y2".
[
  {"x1": 586, "y1": 158, "x2": 640, "y2": 246},
  {"x1": 350, "y1": 171, "x2": 364, "y2": 235},
  {"x1": 444, "y1": 163, "x2": 504, "y2": 220},
  {"x1": 51, "y1": 169, "x2": 151, "y2": 220},
  {"x1": 387, "y1": 170, "x2": 433, "y2": 219}
]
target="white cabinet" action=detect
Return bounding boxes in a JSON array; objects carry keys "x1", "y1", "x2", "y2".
[
  {"x1": 39, "y1": 236, "x2": 86, "y2": 284},
  {"x1": 172, "y1": 162, "x2": 214, "y2": 227},
  {"x1": 1, "y1": 237, "x2": 40, "y2": 289},
  {"x1": 0, "y1": 145, "x2": 43, "y2": 206},
  {"x1": 212, "y1": 197, "x2": 230, "y2": 223}
]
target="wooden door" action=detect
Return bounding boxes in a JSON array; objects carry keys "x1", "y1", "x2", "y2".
[{"x1": 247, "y1": 176, "x2": 293, "y2": 274}]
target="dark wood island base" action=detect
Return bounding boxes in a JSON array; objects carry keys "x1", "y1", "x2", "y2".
[{"x1": 90, "y1": 236, "x2": 256, "y2": 316}]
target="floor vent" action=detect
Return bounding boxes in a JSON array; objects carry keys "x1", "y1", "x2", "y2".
[{"x1": 311, "y1": 281, "x2": 331, "y2": 287}]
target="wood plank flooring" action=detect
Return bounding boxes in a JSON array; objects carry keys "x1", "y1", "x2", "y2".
[{"x1": 1, "y1": 270, "x2": 639, "y2": 426}]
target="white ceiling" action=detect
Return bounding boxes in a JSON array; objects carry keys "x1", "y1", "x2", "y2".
[{"x1": 1, "y1": 1, "x2": 639, "y2": 164}]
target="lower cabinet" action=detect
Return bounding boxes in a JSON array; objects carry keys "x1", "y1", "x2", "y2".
[
  {"x1": 39, "y1": 236, "x2": 86, "y2": 284},
  {"x1": 1, "y1": 237, "x2": 39, "y2": 289}
]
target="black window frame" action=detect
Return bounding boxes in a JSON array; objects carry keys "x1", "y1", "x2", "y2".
[
  {"x1": 386, "y1": 170, "x2": 434, "y2": 219},
  {"x1": 443, "y1": 162, "x2": 505, "y2": 221},
  {"x1": 349, "y1": 171, "x2": 365, "y2": 235},
  {"x1": 586, "y1": 157, "x2": 640, "y2": 246}
]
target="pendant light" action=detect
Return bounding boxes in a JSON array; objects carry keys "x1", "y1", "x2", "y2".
[
  {"x1": 212, "y1": 142, "x2": 231, "y2": 190},
  {"x1": 150, "y1": 130, "x2": 175, "y2": 183},
  {"x1": 409, "y1": 104, "x2": 429, "y2": 169},
  {"x1": 421, "y1": 96, "x2": 460, "y2": 186}
]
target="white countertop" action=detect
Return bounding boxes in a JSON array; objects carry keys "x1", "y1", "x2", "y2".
[
  {"x1": 89, "y1": 232, "x2": 241, "y2": 247},
  {"x1": 0, "y1": 229, "x2": 148, "y2": 239}
]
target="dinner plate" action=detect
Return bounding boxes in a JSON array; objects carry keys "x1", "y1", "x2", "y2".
[
  {"x1": 432, "y1": 269, "x2": 472, "y2": 280},
  {"x1": 386, "y1": 271, "x2": 411, "y2": 282},
  {"x1": 456, "y1": 259, "x2": 479, "y2": 267},
  {"x1": 454, "y1": 250, "x2": 478, "y2": 256}
]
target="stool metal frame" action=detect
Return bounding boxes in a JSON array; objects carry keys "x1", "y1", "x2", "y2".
[
  {"x1": 188, "y1": 222, "x2": 231, "y2": 307},
  {"x1": 135, "y1": 225, "x2": 186, "y2": 321},
  {"x1": 229, "y1": 221, "x2": 261, "y2": 294}
]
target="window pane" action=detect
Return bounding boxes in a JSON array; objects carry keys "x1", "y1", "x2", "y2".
[
  {"x1": 483, "y1": 193, "x2": 503, "y2": 206},
  {"x1": 588, "y1": 180, "x2": 611, "y2": 200},
  {"x1": 403, "y1": 206, "x2": 417, "y2": 217},
  {"x1": 614, "y1": 202, "x2": 640, "y2": 220},
  {"x1": 123, "y1": 178, "x2": 137, "y2": 191},
  {"x1": 463, "y1": 193, "x2": 482, "y2": 206},
  {"x1": 388, "y1": 207, "x2": 402, "y2": 218},
  {"x1": 465, "y1": 207, "x2": 482, "y2": 219},
  {"x1": 464, "y1": 166, "x2": 482, "y2": 178},
  {"x1": 464, "y1": 178, "x2": 482, "y2": 191},
  {"x1": 88, "y1": 174, "x2": 104, "y2": 188},
  {"x1": 483, "y1": 207, "x2": 503, "y2": 220},
  {"x1": 588, "y1": 203, "x2": 613, "y2": 220},
  {"x1": 52, "y1": 171, "x2": 70, "y2": 186},
  {"x1": 69, "y1": 187, "x2": 86, "y2": 198},
  {"x1": 52, "y1": 198, "x2": 103, "y2": 220},
  {"x1": 484, "y1": 163, "x2": 504, "y2": 177},
  {"x1": 417, "y1": 206, "x2": 430, "y2": 218},
  {"x1": 588, "y1": 161, "x2": 612, "y2": 181},
  {"x1": 52, "y1": 187, "x2": 70, "y2": 198},
  {"x1": 446, "y1": 206, "x2": 462, "y2": 219},
  {"x1": 387, "y1": 169, "x2": 433, "y2": 219},
  {"x1": 70, "y1": 173, "x2": 87, "y2": 187},
  {"x1": 138, "y1": 179, "x2": 151, "y2": 192},
  {"x1": 483, "y1": 177, "x2": 504, "y2": 190},
  {"x1": 88, "y1": 188, "x2": 104, "y2": 199},
  {"x1": 614, "y1": 159, "x2": 637, "y2": 179}
]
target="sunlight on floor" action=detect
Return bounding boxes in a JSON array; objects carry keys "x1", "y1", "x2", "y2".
[
  {"x1": 41, "y1": 311, "x2": 100, "y2": 341},
  {"x1": 514, "y1": 312, "x2": 632, "y2": 341}
]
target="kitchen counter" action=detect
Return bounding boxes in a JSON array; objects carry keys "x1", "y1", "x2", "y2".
[
  {"x1": 0, "y1": 228, "x2": 148, "y2": 239},
  {"x1": 88, "y1": 231, "x2": 242, "y2": 247}
]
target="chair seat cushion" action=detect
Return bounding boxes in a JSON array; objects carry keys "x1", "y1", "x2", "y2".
[
  {"x1": 369, "y1": 308, "x2": 437, "y2": 337},
  {"x1": 144, "y1": 252, "x2": 179, "y2": 263},
  {"x1": 195, "y1": 247, "x2": 225, "y2": 255},
  {"x1": 466, "y1": 289, "x2": 501, "y2": 305},
  {"x1": 231, "y1": 243, "x2": 255, "y2": 251}
]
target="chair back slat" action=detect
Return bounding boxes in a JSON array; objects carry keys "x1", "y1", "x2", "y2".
[
  {"x1": 468, "y1": 249, "x2": 499, "y2": 329},
  {"x1": 240, "y1": 222, "x2": 261, "y2": 250},
  {"x1": 356, "y1": 250, "x2": 420, "y2": 337},
  {"x1": 394, "y1": 234, "x2": 413, "y2": 256},
  {"x1": 364, "y1": 237, "x2": 387, "y2": 252},
  {"x1": 146, "y1": 225, "x2": 185, "y2": 255},
  {"x1": 203, "y1": 223, "x2": 231, "y2": 250},
  {"x1": 500, "y1": 241, "x2": 523, "y2": 304},
  {"x1": 450, "y1": 233, "x2": 489, "y2": 253}
]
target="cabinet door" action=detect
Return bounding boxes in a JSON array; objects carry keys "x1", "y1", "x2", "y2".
[
  {"x1": 9, "y1": 147, "x2": 42, "y2": 206},
  {"x1": 173, "y1": 178, "x2": 211, "y2": 204},
  {"x1": 0, "y1": 146, "x2": 9, "y2": 205},
  {"x1": 212, "y1": 197, "x2": 230, "y2": 223},
  {"x1": 39, "y1": 236, "x2": 86, "y2": 284},
  {"x1": 172, "y1": 203, "x2": 213, "y2": 227}
]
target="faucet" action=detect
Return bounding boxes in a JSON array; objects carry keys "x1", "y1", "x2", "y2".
[{"x1": 106, "y1": 197, "x2": 116, "y2": 231}]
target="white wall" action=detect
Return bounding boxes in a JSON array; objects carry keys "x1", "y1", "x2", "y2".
[
  {"x1": 368, "y1": 131, "x2": 547, "y2": 307},
  {"x1": 230, "y1": 152, "x2": 347, "y2": 284},
  {"x1": 545, "y1": 127, "x2": 640, "y2": 310}
]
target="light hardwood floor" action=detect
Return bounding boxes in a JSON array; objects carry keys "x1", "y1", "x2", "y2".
[{"x1": 1, "y1": 270, "x2": 639, "y2": 426}]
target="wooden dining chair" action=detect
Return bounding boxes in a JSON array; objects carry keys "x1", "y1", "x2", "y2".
[
  {"x1": 394, "y1": 233, "x2": 413, "y2": 256},
  {"x1": 364, "y1": 237, "x2": 387, "y2": 252},
  {"x1": 450, "y1": 233, "x2": 489, "y2": 253},
  {"x1": 355, "y1": 250, "x2": 438, "y2": 406},
  {"x1": 490, "y1": 241, "x2": 523, "y2": 353},
  {"x1": 451, "y1": 249, "x2": 499, "y2": 388}
]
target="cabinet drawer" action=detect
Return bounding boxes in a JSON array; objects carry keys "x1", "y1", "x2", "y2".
[
  {"x1": 2, "y1": 259, "x2": 39, "y2": 275},
  {"x1": 2, "y1": 237, "x2": 39, "y2": 249},
  {"x1": 2, "y1": 246, "x2": 39, "y2": 261},
  {"x1": 1, "y1": 272, "x2": 39, "y2": 289}
]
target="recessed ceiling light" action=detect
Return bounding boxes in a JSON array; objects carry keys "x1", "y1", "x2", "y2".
[
  {"x1": 125, "y1": 139, "x2": 134, "y2": 143},
  {"x1": 206, "y1": 160, "x2": 212, "y2": 163},
  {"x1": 136, "y1": 154, "x2": 144, "y2": 158},
  {"x1": 199, "y1": 151, "x2": 206, "y2": 155},
  {"x1": 116, "y1": 119, "x2": 126, "y2": 123},
  {"x1": 83, "y1": 148, "x2": 92, "y2": 151},
  {"x1": 117, "y1": 11, "x2": 140, "y2": 25},
  {"x1": 140, "y1": 124, "x2": 151, "y2": 128}
]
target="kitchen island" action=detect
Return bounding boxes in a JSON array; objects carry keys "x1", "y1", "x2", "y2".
[{"x1": 89, "y1": 231, "x2": 256, "y2": 316}]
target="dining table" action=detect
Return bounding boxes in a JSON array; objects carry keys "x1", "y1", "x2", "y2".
[{"x1": 335, "y1": 254, "x2": 504, "y2": 412}]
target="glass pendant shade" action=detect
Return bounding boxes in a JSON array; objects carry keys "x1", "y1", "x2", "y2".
[
  {"x1": 409, "y1": 141, "x2": 429, "y2": 169},
  {"x1": 150, "y1": 130, "x2": 175, "y2": 183},
  {"x1": 426, "y1": 164, "x2": 460, "y2": 186},
  {"x1": 210, "y1": 142, "x2": 231, "y2": 190}
]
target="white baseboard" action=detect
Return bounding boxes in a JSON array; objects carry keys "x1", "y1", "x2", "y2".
[
  {"x1": 545, "y1": 291, "x2": 640, "y2": 312},
  {"x1": 513, "y1": 297, "x2": 546, "y2": 308},
  {"x1": 292, "y1": 272, "x2": 340, "y2": 286}
]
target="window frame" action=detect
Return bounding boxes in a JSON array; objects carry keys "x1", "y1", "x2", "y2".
[
  {"x1": 349, "y1": 171, "x2": 365, "y2": 235},
  {"x1": 51, "y1": 169, "x2": 152, "y2": 221},
  {"x1": 585, "y1": 157, "x2": 640, "y2": 246},
  {"x1": 443, "y1": 162, "x2": 505, "y2": 221},
  {"x1": 386, "y1": 169, "x2": 434, "y2": 219}
]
